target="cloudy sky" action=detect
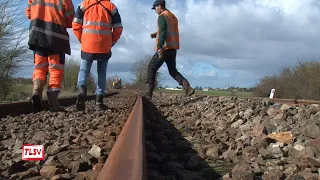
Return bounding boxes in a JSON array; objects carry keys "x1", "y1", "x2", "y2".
[{"x1": 21, "y1": 0, "x2": 320, "y2": 88}]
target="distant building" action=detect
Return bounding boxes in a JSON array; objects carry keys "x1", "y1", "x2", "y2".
[
  {"x1": 165, "y1": 87, "x2": 182, "y2": 90},
  {"x1": 204, "y1": 88, "x2": 209, "y2": 91}
]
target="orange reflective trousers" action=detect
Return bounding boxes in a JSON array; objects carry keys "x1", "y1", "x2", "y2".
[{"x1": 33, "y1": 50, "x2": 65, "y2": 92}]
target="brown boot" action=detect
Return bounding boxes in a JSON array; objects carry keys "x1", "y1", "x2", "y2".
[
  {"x1": 182, "y1": 79, "x2": 195, "y2": 97},
  {"x1": 144, "y1": 83, "x2": 155, "y2": 100},
  {"x1": 47, "y1": 91, "x2": 65, "y2": 112},
  {"x1": 32, "y1": 79, "x2": 45, "y2": 112}
]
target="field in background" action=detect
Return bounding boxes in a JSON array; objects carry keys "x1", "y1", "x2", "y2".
[
  {"x1": 157, "y1": 89, "x2": 253, "y2": 97},
  {"x1": 3, "y1": 83, "x2": 253, "y2": 103},
  {"x1": 7, "y1": 84, "x2": 33, "y2": 101},
  {"x1": 4, "y1": 83, "x2": 82, "y2": 103}
]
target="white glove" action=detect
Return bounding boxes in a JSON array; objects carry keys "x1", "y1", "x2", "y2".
[{"x1": 158, "y1": 48, "x2": 163, "y2": 59}]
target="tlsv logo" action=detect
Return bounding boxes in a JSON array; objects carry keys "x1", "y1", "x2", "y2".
[{"x1": 22, "y1": 145, "x2": 45, "y2": 161}]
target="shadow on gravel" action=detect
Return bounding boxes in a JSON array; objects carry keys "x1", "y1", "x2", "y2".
[{"x1": 143, "y1": 97, "x2": 222, "y2": 180}]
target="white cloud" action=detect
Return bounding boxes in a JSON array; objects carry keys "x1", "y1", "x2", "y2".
[
  {"x1": 21, "y1": 0, "x2": 320, "y2": 89},
  {"x1": 145, "y1": 0, "x2": 320, "y2": 88}
]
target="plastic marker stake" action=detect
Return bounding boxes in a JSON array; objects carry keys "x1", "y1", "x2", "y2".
[{"x1": 269, "y1": 89, "x2": 275, "y2": 99}]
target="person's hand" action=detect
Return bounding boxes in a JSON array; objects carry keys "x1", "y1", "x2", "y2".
[
  {"x1": 157, "y1": 48, "x2": 163, "y2": 59},
  {"x1": 150, "y1": 32, "x2": 157, "y2": 39}
]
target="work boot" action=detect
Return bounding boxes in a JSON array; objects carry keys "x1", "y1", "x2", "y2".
[
  {"x1": 32, "y1": 79, "x2": 45, "y2": 112},
  {"x1": 144, "y1": 83, "x2": 155, "y2": 100},
  {"x1": 76, "y1": 86, "x2": 87, "y2": 111},
  {"x1": 95, "y1": 94, "x2": 108, "y2": 110},
  {"x1": 47, "y1": 91, "x2": 65, "y2": 112},
  {"x1": 182, "y1": 79, "x2": 195, "y2": 96}
]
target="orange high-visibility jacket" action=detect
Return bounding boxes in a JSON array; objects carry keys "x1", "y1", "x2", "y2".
[
  {"x1": 156, "y1": 10, "x2": 180, "y2": 51},
  {"x1": 26, "y1": 0, "x2": 75, "y2": 55},
  {"x1": 72, "y1": 0, "x2": 123, "y2": 55}
]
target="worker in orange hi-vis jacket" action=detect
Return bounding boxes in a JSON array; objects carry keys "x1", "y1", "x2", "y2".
[
  {"x1": 25, "y1": 0, "x2": 75, "y2": 112},
  {"x1": 72, "y1": 0, "x2": 123, "y2": 111}
]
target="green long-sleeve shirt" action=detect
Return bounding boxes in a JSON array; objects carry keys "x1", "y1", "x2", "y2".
[{"x1": 157, "y1": 15, "x2": 166, "y2": 50}]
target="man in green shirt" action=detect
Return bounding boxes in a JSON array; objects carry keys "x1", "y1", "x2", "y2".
[{"x1": 145, "y1": 0, "x2": 195, "y2": 100}]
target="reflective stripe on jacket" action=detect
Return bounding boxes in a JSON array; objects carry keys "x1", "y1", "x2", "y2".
[
  {"x1": 72, "y1": 0, "x2": 123, "y2": 57},
  {"x1": 26, "y1": 0, "x2": 75, "y2": 55},
  {"x1": 156, "y1": 9, "x2": 180, "y2": 51}
]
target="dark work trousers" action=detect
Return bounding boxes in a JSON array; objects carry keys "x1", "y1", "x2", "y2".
[{"x1": 146, "y1": 49, "x2": 186, "y2": 85}]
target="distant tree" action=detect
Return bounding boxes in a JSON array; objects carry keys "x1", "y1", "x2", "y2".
[
  {"x1": 131, "y1": 55, "x2": 162, "y2": 87},
  {"x1": 11, "y1": 77, "x2": 32, "y2": 85},
  {"x1": 62, "y1": 58, "x2": 95, "y2": 93},
  {"x1": 253, "y1": 61, "x2": 320, "y2": 100},
  {"x1": 0, "y1": 0, "x2": 29, "y2": 100},
  {"x1": 106, "y1": 77, "x2": 114, "y2": 90}
]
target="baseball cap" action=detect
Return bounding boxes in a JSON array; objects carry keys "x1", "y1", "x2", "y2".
[{"x1": 152, "y1": 0, "x2": 165, "y2": 9}]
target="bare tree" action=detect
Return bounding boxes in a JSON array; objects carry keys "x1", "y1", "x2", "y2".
[
  {"x1": 131, "y1": 55, "x2": 162, "y2": 87},
  {"x1": 0, "y1": 0, "x2": 28, "y2": 100},
  {"x1": 62, "y1": 57, "x2": 95, "y2": 93},
  {"x1": 106, "y1": 77, "x2": 114, "y2": 90}
]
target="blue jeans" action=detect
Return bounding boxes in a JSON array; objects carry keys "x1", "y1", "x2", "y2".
[{"x1": 77, "y1": 58, "x2": 109, "y2": 95}]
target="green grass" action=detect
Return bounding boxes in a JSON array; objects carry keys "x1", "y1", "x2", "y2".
[
  {"x1": 5, "y1": 84, "x2": 33, "y2": 101},
  {"x1": 3, "y1": 83, "x2": 79, "y2": 102},
  {"x1": 2, "y1": 83, "x2": 252, "y2": 103},
  {"x1": 156, "y1": 89, "x2": 252, "y2": 97}
]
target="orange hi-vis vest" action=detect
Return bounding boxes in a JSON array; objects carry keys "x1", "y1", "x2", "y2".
[
  {"x1": 26, "y1": 0, "x2": 75, "y2": 55},
  {"x1": 72, "y1": 0, "x2": 123, "y2": 54},
  {"x1": 156, "y1": 10, "x2": 180, "y2": 51}
]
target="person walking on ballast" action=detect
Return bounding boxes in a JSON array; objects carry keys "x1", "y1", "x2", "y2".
[
  {"x1": 26, "y1": 0, "x2": 75, "y2": 112},
  {"x1": 72, "y1": 0, "x2": 123, "y2": 111},
  {"x1": 145, "y1": 0, "x2": 195, "y2": 100}
]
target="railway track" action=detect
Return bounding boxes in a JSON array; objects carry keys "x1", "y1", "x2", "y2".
[
  {"x1": 97, "y1": 94, "x2": 147, "y2": 180},
  {"x1": 0, "y1": 91, "x2": 142, "y2": 179},
  {"x1": 1, "y1": 90, "x2": 209, "y2": 180},
  {"x1": 0, "y1": 92, "x2": 119, "y2": 118},
  {"x1": 1, "y1": 92, "x2": 320, "y2": 179},
  {"x1": 192, "y1": 93, "x2": 320, "y2": 106}
]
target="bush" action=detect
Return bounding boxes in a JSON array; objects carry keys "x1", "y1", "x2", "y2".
[
  {"x1": 0, "y1": 0, "x2": 28, "y2": 101},
  {"x1": 253, "y1": 61, "x2": 320, "y2": 100},
  {"x1": 131, "y1": 55, "x2": 162, "y2": 88},
  {"x1": 62, "y1": 58, "x2": 95, "y2": 93}
]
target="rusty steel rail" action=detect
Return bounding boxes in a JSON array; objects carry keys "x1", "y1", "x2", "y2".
[
  {"x1": 194, "y1": 93, "x2": 320, "y2": 105},
  {"x1": 0, "y1": 92, "x2": 118, "y2": 118},
  {"x1": 97, "y1": 95, "x2": 147, "y2": 180},
  {"x1": 270, "y1": 98, "x2": 320, "y2": 105}
]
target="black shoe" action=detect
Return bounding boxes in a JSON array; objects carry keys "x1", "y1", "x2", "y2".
[
  {"x1": 96, "y1": 103, "x2": 108, "y2": 111},
  {"x1": 144, "y1": 92, "x2": 152, "y2": 100},
  {"x1": 76, "y1": 93, "x2": 86, "y2": 111},
  {"x1": 144, "y1": 83, "x2": 154, "y2": 100},
  {"x1": 95, "y1": 95, "x2": 108, "y2": 111}
]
